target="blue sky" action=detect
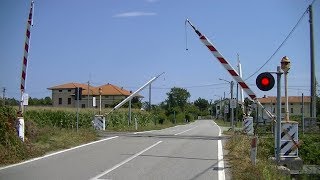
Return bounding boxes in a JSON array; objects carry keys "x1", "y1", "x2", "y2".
[{"x1": 0, "y1": 0, "x2": 319, "y2": 104}]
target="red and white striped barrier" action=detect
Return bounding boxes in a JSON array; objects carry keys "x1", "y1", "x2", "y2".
[
  {"x1": 250, "y1": 136, "x2": 258, "y2": 165},
  {"x1": 20, "y1": 1, "x2": 34, "y2": 92},
  {"x1": 186, "y1": 19, "x2": 274, "y2": 119}
]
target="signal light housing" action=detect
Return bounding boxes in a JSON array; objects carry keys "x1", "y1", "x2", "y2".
[
  {"x1": 74, "y1": 87, "x2": 83, "y2": 100},
  {"x1": 256, "y1": 72, "x2": 275, "y2": 91}
]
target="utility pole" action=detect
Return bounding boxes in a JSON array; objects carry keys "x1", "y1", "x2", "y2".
[
  {"x1": 87, "y1": 81, "x2": 90, "y2": 108},
  {"x1": 2, "y1": 87, "x2": 6, "y2": 106},
  {"x1": 309, "y1": 5, "x2": 316, "y2": 118},
  {"x1": 149, "y1": 84, "x2": 151, "y2": 111},
  {"x1": 76, "y1": 87, "x2": 79, "y2": 132},
  {"x1": 230, "y1": 81, "x2": 234, "y2": 130},
  {"x1": 302, "y1": 93, "x2": 305, "y2": 134},
  {"x1": 236, "y1": 83, "x2": 239, "y2": 123},
  {"x1": 276, "y1": 66, "x2": 283, "y2": 163},
  {"x1": 129, "y1": 99, "x2": 132, "y2": 125}
]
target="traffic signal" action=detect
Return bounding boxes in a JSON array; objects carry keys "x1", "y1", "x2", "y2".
[
  {"x1": 256, "y1": 72, "x2": 275, "y2": 91},
  {"x1": 74, "y1": 87, "x2": 83, "y2": 100}
]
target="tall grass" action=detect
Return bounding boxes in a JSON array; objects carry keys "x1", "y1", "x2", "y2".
[
  {"x1": 0, "y1": 106, "x2": 97, "y2": 165},
  {"x1": 225, "y1": 133, "x2": 289, "y2": 180}
]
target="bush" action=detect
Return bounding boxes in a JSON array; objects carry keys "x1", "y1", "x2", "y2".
[
  {"x1": 156, "y1": 112, "x2": 167, "y2": 124},
  {"x1": 299, "y1": 134, "x2": 320, "y2": 165},
  {"x1": 225, "y1": 134, "x2": 288, "y2": 179},
  {"x1": 0, "y1": 106, "x2": 44, "y2": 165},
  {"x1": 0, "y1": 106, "x2": 98, "y2": 165}
]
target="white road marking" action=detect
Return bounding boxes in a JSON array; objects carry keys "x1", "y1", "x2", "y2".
[
  {"x1": 90, "y1": 141, "x2": 162, "y2": 180},
  {"x1": 212, "y1": 121, "x2": 226, "y2": 180},
  {"x1": 0, "y1": 136, "x2": 119, "y2": 171},
  {"x1": 174, "y1": 126, "x2": 198, "y2": 135}
]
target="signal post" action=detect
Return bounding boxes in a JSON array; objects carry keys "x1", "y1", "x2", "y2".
[{"x1": 256, "y1": 57, "x2": 302, "y2": 171}]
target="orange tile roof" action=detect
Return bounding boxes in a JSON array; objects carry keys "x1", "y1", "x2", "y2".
[
  {"x1": 48, "y1": 82, "x2": 143, "y2": 97},
  {"x1": 96, "y1": 84, "x2": 131, "y2": 96},
  {"x1": 257, "y1": 96, "x2": 311, "y2": 104},
  {"x1": 47, "y1": 83, "x2": 88, "y2": 90}
]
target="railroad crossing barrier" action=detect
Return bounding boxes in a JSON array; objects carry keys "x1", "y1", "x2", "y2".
[{"x1": 92, "y1": 115, "x2": 105, "y2": 130}]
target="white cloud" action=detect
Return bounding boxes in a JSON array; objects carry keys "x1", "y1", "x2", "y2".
[{"x1": 113, "y1": 11, "x2": 157, "y2": 18}]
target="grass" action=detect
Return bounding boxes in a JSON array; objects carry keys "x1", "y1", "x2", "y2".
[
  {"x1": 212, "y1": 119, "x2": 289, "y2": 179},
  {"x1": 224, "y1": 133, "x2": 290, "y2": 180},
  {"x1": 219, "y1": 118, "x2": 320, "y2": 179},
  {"x1": 1, "y1": 106, "x2": 190, "y2": 166},
  {"x1": 0, "y1": 126, "x2": 97, "y2": 166}
]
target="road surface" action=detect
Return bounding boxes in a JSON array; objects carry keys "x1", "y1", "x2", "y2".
[{"x1": 0, "y1": 120, "x2": 227, "y2": 180}]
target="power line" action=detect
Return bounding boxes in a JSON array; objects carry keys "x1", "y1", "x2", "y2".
[
  {"x1": 244, "y1": 5, "x2": 310, "y2": 81},
  {"x1": 2, "y1": 87, "x2": 6, "y2": 106},
  {"x1": 124, "y1": 82, "x2": 228, "y2": 90}
]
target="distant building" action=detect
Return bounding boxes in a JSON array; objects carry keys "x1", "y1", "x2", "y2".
[
  {"x1": 257, "y1": 96, "x2": 311, "y2": 119},
  {"x1": 214, "y1": 95, "x2": 311, "y2": 121},
  {"x1": 48, "y1": 83, "x2": 142, "y2": 108}
]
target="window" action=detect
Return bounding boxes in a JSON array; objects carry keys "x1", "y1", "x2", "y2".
[
  {"x1": 68, "y1": 89, "x2": 71, "y2": 92},
  {"x1": 105, "y1": 95, "x2": 110, "y2": 98},
  {"x1": 281, "y1": 108, "x2": 285, "y2": 113},
  {"x1": 68, "y1": 98, "x2": 71, "y2": 104},
  {"x1": 59, "y1": 98, "x2": 62, "y2": 105},
  {"x1": 290, "y1": 103, "x2": 293, "y2": 105},
  {"x1": 59, "y1": 90, "x2": 62, "y2": 92},
  {"x1": 291, "y1": 108, "x2": 293, "y2": 113},
  {"x1": 81, "y1": 104, "x2": 85, "y2": 108},
  {"x1": 281, "y1": 103, "x2": 285, "y2": 105},
  {"x1": 273, "y1": 108, "x2": 275, "y2": 113}
]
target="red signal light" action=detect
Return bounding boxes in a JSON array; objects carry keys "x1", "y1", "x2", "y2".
[
  {"x1": 256, "y1": 72, "x2": 275, "y2": 91},
  {"x1": 261, "y1": 77, "x2": 270, "y2": 86}
]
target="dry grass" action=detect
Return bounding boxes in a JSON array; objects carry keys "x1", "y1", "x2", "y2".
[{"x1": 225, "y1": 133, "x2": 289, "y2": 180}]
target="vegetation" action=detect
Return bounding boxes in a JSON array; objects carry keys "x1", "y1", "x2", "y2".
[
  {"x1": 215, "y1": 113, "x2": 320, "y2": 179},
  {"x1": 194, "y1": 97, "x2": 210, "y2": 115},
  {"x1": 0, "y1": 86, "x2": 219, "y2": 165},
  {"x1": 225, "y1": 133, "x2": 289, "y2": 180},
  {"x1": 0, "y1": 106, "x2": 97, "y2": 165}
]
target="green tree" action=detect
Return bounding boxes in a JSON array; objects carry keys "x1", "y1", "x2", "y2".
[
  {"x1": 111, "y1": 96, "x2": 141, "y2": 109},
  {"x1": 28, "y1": 96, "x2": 52, "y2": 106},
  {"x1": 165, "y1": 87, "x2": 190, "y2": 112},
  {"x1": 43, "y1": 96, "x2": 52, "y2": 105},
  {"x1": 194, "y1": 97, "x2": 209, "y2": 112}
]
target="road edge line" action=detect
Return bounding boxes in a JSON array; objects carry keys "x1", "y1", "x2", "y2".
[{"x1": 212, "y1": 121, "x2": 226, "y2": 180}]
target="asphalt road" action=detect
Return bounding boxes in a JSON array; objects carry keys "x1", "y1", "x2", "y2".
[{"x1": 0, "y1": 120, "x2": 227, "y2": 180}]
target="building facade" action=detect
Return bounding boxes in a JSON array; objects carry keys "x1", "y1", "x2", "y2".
[
  {"x1": 48, "y1": 83, "x2": 139, "y2": 108},
  {"x1": 257, "y1": 96, "x2": 311, "y2": 119},
  {"x1": 214, "y1": 96, "x2": 311, "y2": 121}
]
